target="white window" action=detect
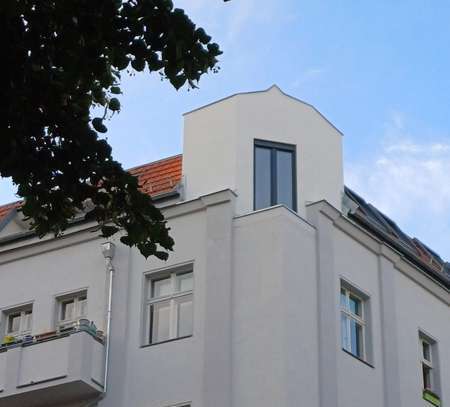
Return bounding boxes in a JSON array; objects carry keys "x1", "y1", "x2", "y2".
[
  {"x1": 4, "y1": 306, "x2": 33, "y2": 337},
  {"x1": 145, "y1": 269, "x2": 193, "y2": 345},
  {"x1": 421, "y1": 338, "x2": 434, "y2": 391},
  {"x1": 419, "y1": 333, "x2": 441, "y2": 403},
  {"x1": 340, "y1": 286, "x2": 366, "y2": 360},
  {"x1": 57, "y1": 291, "x2": 87, "y2": 328}
]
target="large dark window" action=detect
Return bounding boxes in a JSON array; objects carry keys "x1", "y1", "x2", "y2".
[{"x1": 254, "y1": 139, "x2": 296, "y2": 211}]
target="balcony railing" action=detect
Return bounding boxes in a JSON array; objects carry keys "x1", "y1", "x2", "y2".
[{"x1": 0, "y1": 328, "x2": 105, "y2": 406}]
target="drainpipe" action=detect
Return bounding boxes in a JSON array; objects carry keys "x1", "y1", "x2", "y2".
[
  {"x1": 85, "y1": 241, "x2": 115, "y2": 407},
  {"x1": 101, "y1": 241, "x2": 115, "y2": 394}
]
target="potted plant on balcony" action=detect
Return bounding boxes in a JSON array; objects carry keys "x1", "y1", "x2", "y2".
[
  {"x1": 35, "y1": 330, "x2": 57, "y2": 341},
  {"x1": 423, "y1": 389, "x2": 441, "y2": 406},
  {"x1": 77, "y1": 318, "x2": 90, "y2": 332},
  {"x1": 2, "y1": 335, "x2": 15, "y2": 346},
  {"x1": 22, "y1": 335, "x2": 34, "y2": 344}
]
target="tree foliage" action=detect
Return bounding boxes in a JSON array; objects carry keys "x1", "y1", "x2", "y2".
[{"x1": 0, "y1": 0, "x2": 222, "y2": 259}]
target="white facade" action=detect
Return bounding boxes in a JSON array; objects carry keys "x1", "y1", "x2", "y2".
[
  {"x1": 183, "y1": 86, "x2": 343, "y2": 217},
  {"x1": 0, "y1": 86, "x2": 448, "y2": 407}
]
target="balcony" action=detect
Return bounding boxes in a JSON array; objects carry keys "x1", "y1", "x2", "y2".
[{"x1": 0, "y1": 329, "x2": 105, "y2": 406}]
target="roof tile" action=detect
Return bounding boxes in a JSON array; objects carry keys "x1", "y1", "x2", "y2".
[{"x1": 0, "y1": 154, "x2": 183, "y2": 224}]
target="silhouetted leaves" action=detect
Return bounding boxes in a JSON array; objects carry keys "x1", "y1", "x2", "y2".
[
  {"x1": 0, "y1": 0, "x2": 222, "y2": 258},
  {"x1": 109, "y1": 98, "x2": 121, "y2": 112}
]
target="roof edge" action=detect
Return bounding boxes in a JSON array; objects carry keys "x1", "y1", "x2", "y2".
[
  {"x1": 127, "y1": 154, "x2": 182, "y2": 172},
  {"x1": 183, "y1": 85, "x2": 343, "y2": 136}
]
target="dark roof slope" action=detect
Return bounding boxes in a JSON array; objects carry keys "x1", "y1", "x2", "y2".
[{"x1": 344, "y1": 186, "x2": 450, "y2": 287}]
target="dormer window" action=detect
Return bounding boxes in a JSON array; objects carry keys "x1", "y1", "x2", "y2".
[{"x1": 254, "y1": 139, "x2": 297, "y2": 211}]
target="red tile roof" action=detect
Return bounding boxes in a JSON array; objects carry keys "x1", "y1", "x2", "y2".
[
  {"x1": 0, "y1": 201, "x2": 22, "y2": 225},
  {"x1": 0, "y1": 154, "x2": 183, "y2": 224},
  {"x1": 129, "y1": 154, "x2": 182, "y2": 196}
]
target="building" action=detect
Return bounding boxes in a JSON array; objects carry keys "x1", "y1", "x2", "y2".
[{"x1": 0, "y1": 85, "x2": 448, "y2": 407}]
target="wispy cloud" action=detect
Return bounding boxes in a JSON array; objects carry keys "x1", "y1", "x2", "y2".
[
  {"x1": 385, "y1": 141, "x2": 450, "y2": 154},
  {"x1": 292, "y1": 67, "x2": 326, "y2": 88},
  {"x1": 346, "y1": 112, "x2": 450, "y2": 259}
]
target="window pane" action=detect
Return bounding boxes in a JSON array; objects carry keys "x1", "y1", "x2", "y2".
[
  {"x1": 152, "y1": 277, "x2": 172, "y2": 298},
  {"x1": 176, "y1": 295, "x2": 193, "y2": 338},
  {"x1": 341, "y1": 314, "x2": 350, "y2": 351},
  {"x1": 62, "y1": 300, "x2": 75, "y2": 321},
  {"x1": 350, "y1": 320, "x2": 363, "y2": 358},
  {"x1": 8, "y1": 313, "x2": 21, "y2": 334},
  {"x1": 23, "y1": 311, "x2": 32, "y2": 331},
  {"x1": 150, "y1": 300, "x2": 171, "y2": 343},
  {"x1": 276, "y1": 150, "x2": 294, "y2": 209},
  {"x1": 349, "y1": 295, "x2": 362, "y2": 317},
  {"x1": 176, "y1": 272, "x2": 193, "y2": 293},
  {"x1": 340, "y1": 289, "x2": 347, "y2": 308},
  {"x1": 79, "y1": 298, "x2": 88, "y2": 317},
  {"x1": 254, "y1": 146, "x2": 272, "y2": 210},
  {"x1": 423, "y1": 364, "x2": 432, "y2": 389},
  {"x1": 422, "y1": 341, "x2": 431, "y2": 362}
]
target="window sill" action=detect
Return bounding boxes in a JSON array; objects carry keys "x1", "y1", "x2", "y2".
[
  {"x1": 140, "y1": 335, "x2": 192, "y2": 348},
  {"x1": 342, "y1": 348, "x2": 374, "y2": 368}
]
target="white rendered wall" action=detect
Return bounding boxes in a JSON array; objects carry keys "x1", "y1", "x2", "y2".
[
  {"x1": 183, "y1": 86, "x2": 344, "y2": 218},
  {"x1": 102, "y1": 191, "x2": 235, "y2": 407},
  {"x1": 232, "y1": 206, "x2": 319, "y2": 407},
  {"x1": 0, "y1": 236, "x2": 107, "y2": 335},
  {"x1": 305, "y1": 201, "x2": 450, "y2": 407},
  {"x1": 0, "y1": 193, "x2": 449, "y2": 407},
  {"x1": 394, "y1": 271, "x2": 450, "y2": 407},
  {"x1": 333, "y1": 228, "x2": 385, "y2": 407}
]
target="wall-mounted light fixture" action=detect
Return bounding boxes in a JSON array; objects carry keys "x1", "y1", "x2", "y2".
[{"x1": 101, "y1": 241, "x2": 115, "y2": 260}]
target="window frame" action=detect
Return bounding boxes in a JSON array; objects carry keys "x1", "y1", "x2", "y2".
[
  {"x1": 56, "y1": 290, "x2": 88, "y2": 329},
  {"x1": 143, "y1": 266, "x2": 194, "y2": 346},
  {"x1": 418, "y1": 331, "x2": 441, "y2": 400},
  {"x1": 339, "y1": 284, "x2": 367, "y2": 361},
  {"x1": 421, "y1": 338, "x2": 434, "y2": 391},
  {"x1": 3, "y1": 305, "x2": 33, "y2": 337},
  {"x1": 253, "y1": 139, "x2": 297, "y2": 211}
]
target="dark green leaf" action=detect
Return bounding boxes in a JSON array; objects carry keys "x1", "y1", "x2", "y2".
[
  {"x1": 131, "y1": 58, "x2": 146, "y2": 72},
  {"x1": 92, "y1": 118, "x2": 108, "y2": 133},
  {"x1": 101, "y1": 225, "x2": 120, "y2": 237},
  {"x1": 109, "y1": 98, "x2": 121, "y2": 111}
]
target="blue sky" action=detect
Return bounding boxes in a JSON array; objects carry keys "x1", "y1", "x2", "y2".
[{"x1": 1, "y1": 0, "x2": 449, "y2": 259}]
